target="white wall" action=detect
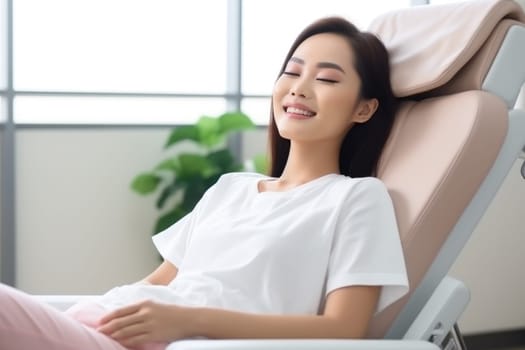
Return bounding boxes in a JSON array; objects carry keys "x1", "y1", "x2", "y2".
[
  {"x1": 450, "y1": 160, "x2": 525, "y2": 334},
  {"x1": 16, "y1": 129, "x2": 165, "y2": 293}
]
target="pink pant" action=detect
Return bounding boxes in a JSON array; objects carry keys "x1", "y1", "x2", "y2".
[{"x1": 0, "y1": 283, "x2": 166, "y2": 350}]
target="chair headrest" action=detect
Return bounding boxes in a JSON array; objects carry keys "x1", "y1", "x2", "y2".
[{"x1": 368, "y1": 0, "x2": 525, "y2": 98}]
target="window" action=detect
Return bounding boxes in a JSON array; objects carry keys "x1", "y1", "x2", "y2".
[
  {"x1": 13, "y1": 0, "x2": 227, "y2": 94},
  {"x1": 10, "y1": 0, "x2": 413, "y2": 125},
  {"x1": 241, "y1": 97, "x2": 271, "y2": 125},
  {"x1": 0, "y1": 0, "x2": 6, "y2": 91},
  {"x1": 13, "y1": 0, "x2": 228, "y2": 124}
]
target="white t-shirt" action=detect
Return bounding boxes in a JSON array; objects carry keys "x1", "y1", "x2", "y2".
[{"x1": 96, "y1": 172, "x2": 408, "y2": 315}]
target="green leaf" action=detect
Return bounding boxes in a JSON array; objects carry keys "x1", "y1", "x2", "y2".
[
  {"x1": 154, "y1": 157, "x2": 180, "y2": 172},
  {"x1": 177, "y1": 154, "x2": 217, "y2": 179},
  {"x1": 218, "y1": 112, "x2": 255, "y2": 134},
  {"x1": 196, "y1": 116, "x2": 223, "y2": 147},
  {"x1": 131, "y1": 173, "x2": 162, "y2": 194},
  {"x1": 164, "y1": 125, "x2": 199, "y2": 148},
  {"x1": 153, "y1": 207, "x2": 187, "y2": 234},
  {"x1": 180, "y1": 177, "x2": 210, "y2": 211},
  {"x1": 207, "y1": 149, "x2": 236, "y2": 170}
]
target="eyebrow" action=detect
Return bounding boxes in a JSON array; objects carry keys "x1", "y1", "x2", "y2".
[{"x1": 289, "y1": 56, "x2": 346, "y2": 74}]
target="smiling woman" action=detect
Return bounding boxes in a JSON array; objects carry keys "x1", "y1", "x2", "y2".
[
  {"x1": 268, "y1": 18, "x2": 398, "y2": 179},
  {"x1": 272, "y1": 33, "x2": 367, "y2": 145},
  {"x1": 0, "y1": 15, "x2": 408, "y2": 350}
]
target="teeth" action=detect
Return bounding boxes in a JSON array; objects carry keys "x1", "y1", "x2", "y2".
[{"x1": 287, "y1": 107, "x2": 315, "y2": 116}]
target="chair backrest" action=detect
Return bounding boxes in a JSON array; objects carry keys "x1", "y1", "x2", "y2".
[{"x1": 365, "y1": 0, "x2": 525, "y2": 338}]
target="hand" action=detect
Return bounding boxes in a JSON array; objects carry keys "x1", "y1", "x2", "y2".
[{"x1": 97, "y1": 300, "x2": 189, "y2": 347}]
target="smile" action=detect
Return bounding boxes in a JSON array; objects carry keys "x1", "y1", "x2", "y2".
[{"x1": 284, "y1": 106, "x2": 316, "y2": 117}]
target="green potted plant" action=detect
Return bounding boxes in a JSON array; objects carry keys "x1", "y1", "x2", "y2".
[{"x1": 131, "y1": 111, "x2": 266, "y2": 234}]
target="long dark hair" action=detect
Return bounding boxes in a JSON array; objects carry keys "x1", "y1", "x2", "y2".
[{"x1": 268, "y1": 17, "x2": 397, "y2": 178}]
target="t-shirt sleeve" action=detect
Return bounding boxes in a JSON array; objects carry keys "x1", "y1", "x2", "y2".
[
  {"x1": 151, "y1": 181, "x2": 217, "y2": 268},
  {"x1": 326, "y1": 178, "x2": 409, "y2": 314},
  {"x1": 151, "y1": 211, "x2": 194, "y2": 268}
]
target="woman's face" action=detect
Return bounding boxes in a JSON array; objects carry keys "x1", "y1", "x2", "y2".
[{"x1": 272, "y1": 33, "x2": 366, "y2": 144}]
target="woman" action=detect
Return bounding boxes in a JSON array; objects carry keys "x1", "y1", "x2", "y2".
[{"x1": 0, "y1": 16, "x2": 408, "y2": 350}]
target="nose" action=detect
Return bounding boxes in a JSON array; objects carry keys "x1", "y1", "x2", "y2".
[
  {"x1": 291, "y1": 90, "x2": 306, "y2": 98},
  {"x1": 290, "y1": 78, "x2": 309, "y2": 98}
]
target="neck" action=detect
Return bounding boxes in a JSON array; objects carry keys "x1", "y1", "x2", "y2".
[{"x1": 279, "y1": 140, "x2": 341, "y2": 184}]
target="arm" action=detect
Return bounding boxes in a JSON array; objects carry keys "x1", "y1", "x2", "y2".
[
  {"x1": 138, "y1": 260, "x2": 178, "y2": 286},
  {"x1": 98, "y1": 285, "x2": 380, "y2": 346},
  {"x1": 192, "y1": 285, "x2": 380, "y2": 339}
]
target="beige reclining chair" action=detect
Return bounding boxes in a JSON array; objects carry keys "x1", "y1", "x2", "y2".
[
  {"x1": 41, "y1": 0, "x2": 525, "y2": 349},
  {"x1": 368, "y1": 0, "x2": 525, "y2": 343}
]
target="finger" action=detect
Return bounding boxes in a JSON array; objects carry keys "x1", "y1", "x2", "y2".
[
  {"x1": 118, "y1": 333, "x2": 151, "y2": 348},
  {"x1": 99, "y1": 303, "x2": 142, "y2": 325},
  {"x1": 98, "y1": 311, "x2": 145, "y2": 335},
  {"x1": 109, "y1": 321, "x2": 149, "y2": 341}
]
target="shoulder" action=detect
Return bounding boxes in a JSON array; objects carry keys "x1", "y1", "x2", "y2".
[
  {"x1": 353, "y1": 176, "x2": 389, "y2": 196},
  {"x1": 332, "y1": 175, "x2": 389, "y2": 197},
  {"x1": 333, "y1": 176, "x2": 393, "y2": 209},
  {"x1": 337, "y1": 175, "x2": 386, "y2": 188}
]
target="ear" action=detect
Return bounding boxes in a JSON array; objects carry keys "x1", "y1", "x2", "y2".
[{"x1": 353, "y1": 98, "x2": 379, "y2": 123}]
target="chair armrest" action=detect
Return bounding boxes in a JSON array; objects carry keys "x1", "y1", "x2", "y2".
[
  {"x1": 404, "y1": 276, "x2": 469, "y2": 343},
  {"x1": 168, "y1": 339, "x2": 439, "y2": 350},
  {"x1": 34, "y1": 294, "x2": 96, "y2": 311}
]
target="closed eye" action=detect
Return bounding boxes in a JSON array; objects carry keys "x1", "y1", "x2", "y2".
[
  {"x1": 283, "y1": 71, "x2": 300, "y2": 77},
  {"x1": 317, "y1": 78, "x2": 339, "y2": 83}
]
